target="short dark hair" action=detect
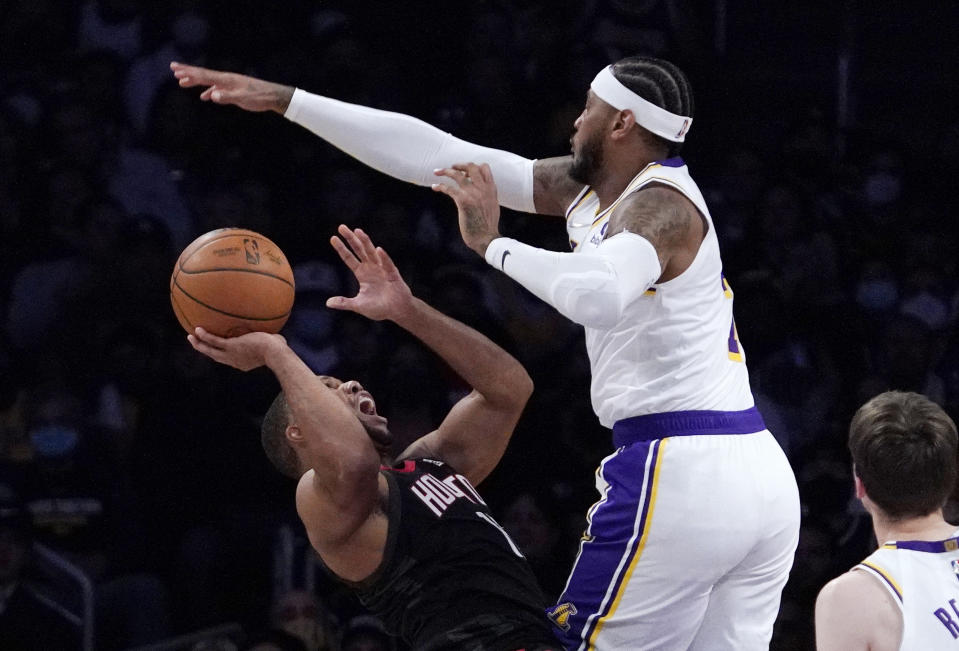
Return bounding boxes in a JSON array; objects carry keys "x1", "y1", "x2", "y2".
[
  {"x1": 849, "y1": 391, "x2": 958, "y2": 519},
  {"x1": 611, "y1": 56, "x2": 694, "y2": 157},
  {"x1": 261, "y1": 392, "x2": 301, "y2": 479}
]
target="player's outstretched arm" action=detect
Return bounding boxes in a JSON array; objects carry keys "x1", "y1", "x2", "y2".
[
  {"x1": 171, "y1": 62, "x2": 294, "y2": 113},
  {"x1": 171, "y1": 61, "x2": 582, "y2": 215},
  {"x1": 187, "y1": 328, "x2": 381, "y2": 545},
  {"x1": 326, "y1": 224, "x2": 532, "y2": 486}
]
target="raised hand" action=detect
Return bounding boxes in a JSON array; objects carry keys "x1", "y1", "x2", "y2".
[
  {"x1": 170, "y1": 61, "x2": 294, "y2": 114},
  {"x1": 432, "y1": 162, "x2": 502, "y2": 257},
  {"x1": 188, "y1": 327, "x2": 287, "y2": 371},
  {"x1": 326, "y1": 225, "x2": 414, "y2": 322}
]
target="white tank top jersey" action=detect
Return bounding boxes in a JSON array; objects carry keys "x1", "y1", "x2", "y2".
[
  {"x1": 855, "y1": 532, "x2": 959, "y2": 650},
  {"x1": 565, "y1": 158, "x2": 755, "y2": 427}
]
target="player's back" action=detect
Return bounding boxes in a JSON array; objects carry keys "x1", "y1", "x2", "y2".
[
  {"x1": 344, "y1": 458, "x2": 559, "y2": 651},
  {"x1": 856, "y1": 532, "x2": 959, "y2": 650}
]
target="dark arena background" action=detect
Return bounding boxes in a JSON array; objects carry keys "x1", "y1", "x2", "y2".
[{"x1": 1, "y1": 1, "x2": 957, "y2": 649}]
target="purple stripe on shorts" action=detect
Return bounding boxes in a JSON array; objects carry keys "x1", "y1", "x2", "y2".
[
  {"x1": 549, "y1": 440, "x2": 660, "y2": 649},
  {"x1": 613, "y1": 407, "x2": 765, "y2": 448}
]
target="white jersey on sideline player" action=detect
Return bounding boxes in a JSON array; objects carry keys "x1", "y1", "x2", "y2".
[
  {"x1": 816, "y1": 391, "x2": 959, "y2": 651},
  {"x1": 854, "y1": 534, "x2": 959, "y2": 650}
]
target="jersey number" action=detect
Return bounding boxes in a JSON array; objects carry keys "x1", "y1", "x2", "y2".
[
  {"x1": 476, "y1": 511, "x2": 524, "y2": 558},
  {"x1": 722, "y1": 274, "x2": 744, "y2": 363}
]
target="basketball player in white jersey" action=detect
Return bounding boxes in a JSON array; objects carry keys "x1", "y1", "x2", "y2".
[
  {"x1": 816, "y1": 391, "x2": 959, "y2": 651},
  {"x1": 172, "y1": 55, "x2": 800, "y2": 650}
]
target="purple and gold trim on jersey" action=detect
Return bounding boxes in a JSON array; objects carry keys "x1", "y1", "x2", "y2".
[
  {"x1": 856, "y1": 561, "x2": 904, "y2": 604},
  {"x1": 587, "y1": 172, "x2": 686, "y2": 228},
  {"x1": 549, "y1": 439, "x2": 667, "y2": 650},
  {"x1": 881, "y1": 537, "x2": 959, "y2": 553},
  {"x1": 565, "y1": 189, "x2": 595, "y2": 221}
]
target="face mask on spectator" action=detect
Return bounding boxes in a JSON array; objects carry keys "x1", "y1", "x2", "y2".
[
  {"x1": 29, "y1": 425, "x2": 79, "y2": 458},
  {"x1": 856, "y1": 280, "x2": 898, "y2": 312}
]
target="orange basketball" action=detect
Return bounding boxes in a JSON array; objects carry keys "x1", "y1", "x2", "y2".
[{"x1": 170, "y1": 228, "x2": 295, "y2": 337}]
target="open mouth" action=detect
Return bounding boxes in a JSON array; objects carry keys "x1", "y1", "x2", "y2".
[{"x1": 357, "y1": 395, "x2": 376, "y2": 416}]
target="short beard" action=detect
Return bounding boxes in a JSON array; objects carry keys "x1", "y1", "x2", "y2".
[{"x1": 568, "y1": 131, "x2": 605, "y2": 186}]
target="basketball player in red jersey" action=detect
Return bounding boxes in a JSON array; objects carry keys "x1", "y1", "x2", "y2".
[{"x1": 188, "y1": 225, "x2": 560, "y2": 651}]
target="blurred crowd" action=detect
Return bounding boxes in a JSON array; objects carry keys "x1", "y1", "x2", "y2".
[{"x1": 1, "y1": 1, "x2": 957, "y2": 649}]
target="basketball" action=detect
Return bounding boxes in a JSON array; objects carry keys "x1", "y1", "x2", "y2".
[{"x1": 170, "y1": 228, "x2": 295, "y2": 337}]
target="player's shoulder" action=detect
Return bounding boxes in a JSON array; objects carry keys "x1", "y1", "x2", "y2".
[
  {"x1": 621, "y1": 183, "x2": 690, "y2": 210},
  {"x1": 816, "y1": 569, "x2": 903, "y2": 651},
  {"x1": 817, "y1": 567, "x2": 900, "y2": 616},
  {"x1": 608, "y1": 184, "x2": 699, "y2": 241}
]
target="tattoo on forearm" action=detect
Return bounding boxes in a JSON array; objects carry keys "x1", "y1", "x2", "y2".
[{"x1": 270, "y1": 85, "x2": 295, "y2": 112}]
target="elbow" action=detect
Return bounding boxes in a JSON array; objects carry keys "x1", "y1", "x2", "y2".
[
  {"x1": 559, "y1": 289, "x2": 622, "y2": 329},
  {"x1": 502, "y1": 364, "x2": 534, "y2": 411},
  {"x1": 516, "y1": 368, "x2": 534, "y2": 405},
  {"x1": 569, "y1": 304, "x2": 620, "y2": 329}
]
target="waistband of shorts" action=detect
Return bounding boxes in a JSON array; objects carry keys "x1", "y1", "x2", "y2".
[{"x1": 612, "y1": 407, "x2": 766, "y2": 447}]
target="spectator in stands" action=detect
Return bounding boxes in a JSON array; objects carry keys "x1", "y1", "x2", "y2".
[{"x1": 0, "y1": 487, "x2": 78, "y2": 650}]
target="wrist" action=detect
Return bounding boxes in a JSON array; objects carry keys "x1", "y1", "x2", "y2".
[
  {"x1": 390, "y1": 296, "x2": 424, "y2": 329},
  {"x1": 272, "y1": 85, "x2": 295, "y2": 114},
  {"x1": 263, "y1": 337, "x2": 293, "y2": 367},
  {"x1": 465, "y1": 233, "x2": 498, "y2": 258},
  {"x1": 483, "y1": 237, "x2": 513, "y2": 270}
]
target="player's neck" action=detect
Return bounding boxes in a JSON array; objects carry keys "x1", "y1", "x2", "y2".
[
  {"x1": 594, "y1": 147, "x2": 667, "y2": 211},
  {"x1": 872, "y1": 509, "x2": 957, "y2": 545}
]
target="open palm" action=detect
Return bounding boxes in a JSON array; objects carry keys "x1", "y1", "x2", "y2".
[{"x1": 326, "y1": 225, "x2": 413, "y2": 321}]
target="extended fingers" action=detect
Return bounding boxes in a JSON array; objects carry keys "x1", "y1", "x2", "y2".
[
  {"x1": 188, "y1": 328, "x2": 226, "y2": 360},
  {"x1": 376, "y1": 246, "x2": 399, "y2": 274},
  {"x1": 194, "y1": 326, "x2": 226, "y2": 346},
  {"x1": 337, "y1": 224, "x2": 375, "y2": 261},
  {"x1": 352, "y1": 228, "x2": 378, "y2": 260},
  {"x1": 170, "y1": 62, "x2": 219, "y2": 87},
  {"x1": 433, "y1": 166, "x2": 473, "y2": 188},
  {"x1": 479, "y1": 163, "x2": 493, "y2": 184},
  {"x1": 330, "y1": 234, "x2": 360, "y2": 270}
]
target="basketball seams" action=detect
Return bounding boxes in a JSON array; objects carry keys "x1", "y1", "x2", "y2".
[
  {"x1": 171, "y1": 278, "x2": 293, "y2": 321},
  {"x1": 177, "y1": 228, "x2": 265, "y2": 266},
  {"x1": 171, "y1": 228, "x2": 295, "y2": 336},
  {"x1": 177, "y1": 266, "x2": 295, "y2": 288},
  {"x1": 170, "y1": 287, "x2": 195, "y2": 331},
  {"x1": 177, "y1": 230, "x2": 292, "y2": 281}
]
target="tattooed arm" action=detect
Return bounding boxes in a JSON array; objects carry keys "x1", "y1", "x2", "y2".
[
  {"x1": 532, "y1": 156, "x2": 585, "y2": 217},
  {"x1": 604, "y1": 184, "x2": 705, "y2": 282},
  {"x1": 433, "y1": 168, "x2": 706, "y2": 329}
]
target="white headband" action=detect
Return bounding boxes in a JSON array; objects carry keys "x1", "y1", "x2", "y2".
[{"x1": 590, "y1": 66, "x2": 692, "y2": 143}]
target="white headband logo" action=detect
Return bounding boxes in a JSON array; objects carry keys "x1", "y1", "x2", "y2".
[{"x1": 590, "y1": 66, "x2": 692, "y2": 143}]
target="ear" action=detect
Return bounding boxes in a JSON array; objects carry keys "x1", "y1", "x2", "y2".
[
  {"x1": 285, "y1": 424, "x2": 304, "y2": 446},
  {"x1": 853, "y1": 473, "x2": 866, "y2": 500},
  {"x1": 610, "y1": 109, "x2": 637, "y2": 141}
]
